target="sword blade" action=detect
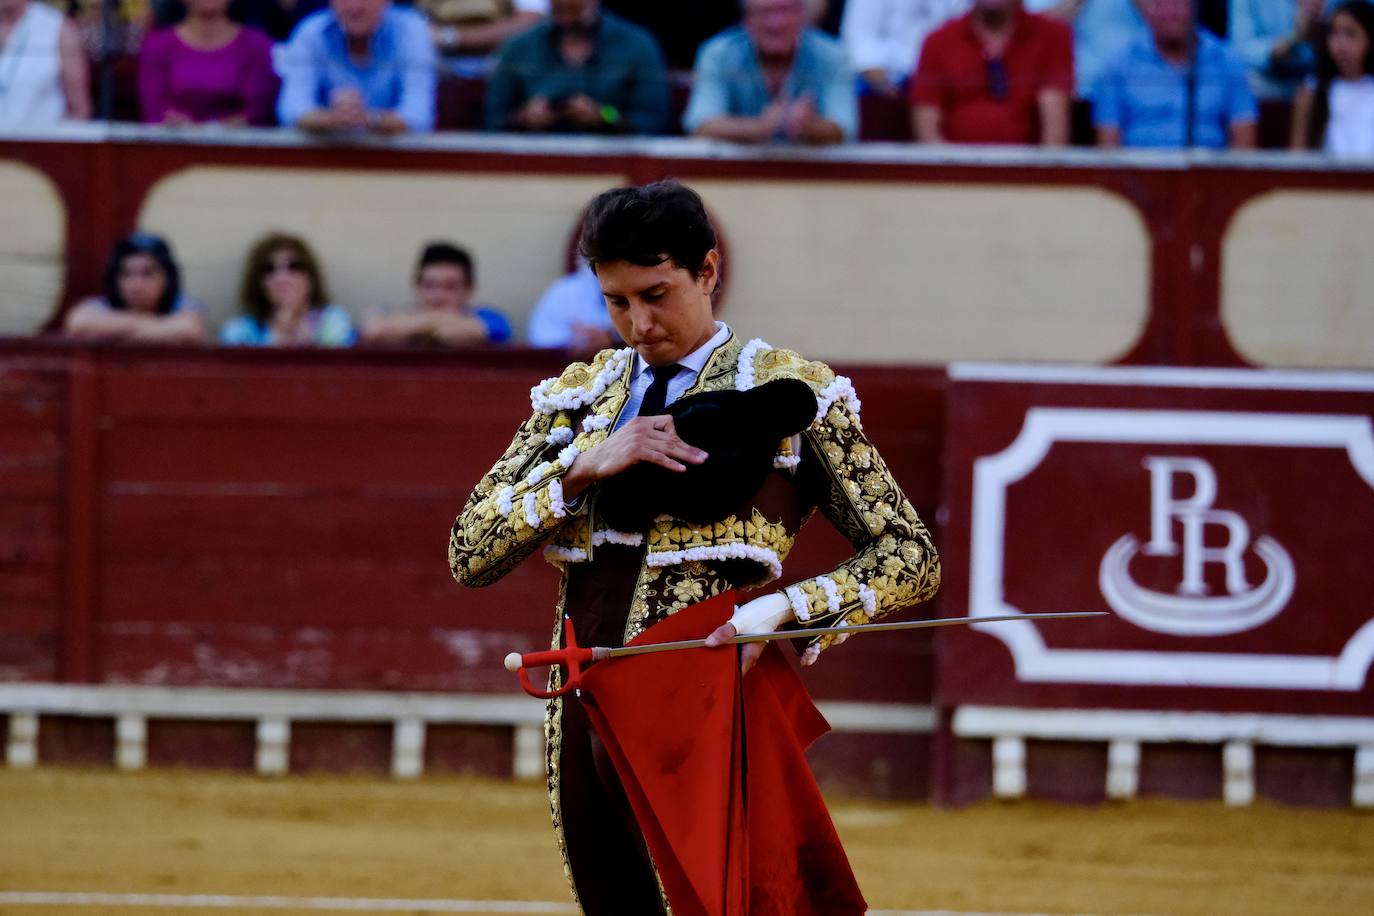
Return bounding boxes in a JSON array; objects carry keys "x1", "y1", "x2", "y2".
[{"x1": 594, "y1": 611, "x2": 1109, "y2": 661}]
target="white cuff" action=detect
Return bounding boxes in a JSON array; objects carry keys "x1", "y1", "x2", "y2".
[{"x1": 728, "y1": 592, "x2": 793, "y2": 636}]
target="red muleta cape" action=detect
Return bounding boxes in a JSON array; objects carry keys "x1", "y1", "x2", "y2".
[{"x1": 578, "y1": 590, "x2": 867, "y2": 916}]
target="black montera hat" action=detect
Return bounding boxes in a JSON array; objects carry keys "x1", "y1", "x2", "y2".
[{"x1": 597, "y1": 378, "x2": 818, "y2": 531}]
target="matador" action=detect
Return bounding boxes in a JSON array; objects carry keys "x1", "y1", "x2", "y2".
[{"x1": 450, "y1": 181, "x2": 940, "y2": 914}]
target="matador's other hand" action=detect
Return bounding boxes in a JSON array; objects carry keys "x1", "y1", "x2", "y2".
[{"x1": 563, "y1": 415, "x2": 707, "y2": 499}]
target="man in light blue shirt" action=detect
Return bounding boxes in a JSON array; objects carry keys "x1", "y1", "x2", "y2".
[
  {"x1": 1094, "y1": 0, "x2": 1258, "y2": 148},
  {"x1": 277, "y1": 0, "x2": 437, "y2": 134},
  {"x1": 683, "y1": 0, "x2": 857, "y2": 143},
  {"x1": 526, "y1": 261, "x2": 621, "y2": 350}
]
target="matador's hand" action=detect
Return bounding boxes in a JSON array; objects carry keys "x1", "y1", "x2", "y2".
[
  {"x1": 562, "y1": 415, "x2": 707, "y2": 500},
  {"x1": 705, "y1": 592, "x2": 792, "y2": 674}
]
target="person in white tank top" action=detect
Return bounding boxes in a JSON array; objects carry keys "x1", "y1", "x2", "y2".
[{"x1": 0, "y1": 0, "x2": 92, "y2": 125}]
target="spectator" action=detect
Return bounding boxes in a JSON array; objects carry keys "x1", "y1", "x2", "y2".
[
  {"x1": 683, "y1": 0, "x2": 857, "y2": 143},
  {"x1": 361, "y1": 242, "x2": 512, "y2": 346},
  {"x1": 909, "y1": 0, "x2": 1074, "y2": 144},
  {"x1": 1025, "y1": 0, "x2": 1148, "y2": 99},
  {"x1": 841, "y1": 0, "x2": 970, "y2": 96},
  {"x1": 484, "y1": 0, "x2": 669, "y2": 134},
  {"x1": 1291, "y1": 0, "x2": 1374, "y2": 155},
  {"x1": 1231, "y1": 0, "x2": 1323, "y2": 97},
  {"x1": 0, "y1": 0, "x2": 91, "y2": 125},
  {"x1": 63, "y1": 233, "x2": 208, "y2": 344},
  {"x1": 1095, "y1": 0, "x2": 1258, "y2": 148},
  {"x1": 138, "y1": 0, "x2": 277, "y2": 126},
  {"x1": 525, "y1": 259, "x2": 618, "y2": 350},
  {"x1": 220, "y1": 233, "x2": 357, "y2": 346},
  {"x1": 424, "y1": 0, "x2": 547, "y2": 57},
  {"x1": 601, "y1": 0, "x2": 742, "y2": 70},
  {"x1": 276, "y1": 0, "x2": 437, "y2": 134}
]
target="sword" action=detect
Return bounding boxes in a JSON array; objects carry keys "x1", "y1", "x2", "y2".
[{"x1": 504, "y1": 611, "x2": 1108, "y2": 699}]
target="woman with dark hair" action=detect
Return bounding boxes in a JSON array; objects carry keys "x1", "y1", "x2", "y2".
[
  {"x1": 220, "y1": 233, "x2": 356, "y2": 346},
  {"x1": 1290, "y1": 0, "x2": 1374, "y2": 156},
  {"x1": 138, "y1": 0, "x2": 277, "y2": 126},
  {"x1": 63, "y1": 233, "x2": 208, "y2": 344}
]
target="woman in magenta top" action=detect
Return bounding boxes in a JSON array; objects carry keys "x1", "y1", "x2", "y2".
[{"x1": 138, "y1": 0, "x2": 277, "y2": 126}]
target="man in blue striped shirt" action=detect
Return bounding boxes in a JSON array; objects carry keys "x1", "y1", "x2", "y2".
[{"x1": 277, "y1": 0, "x2": 438, "y2": 134}]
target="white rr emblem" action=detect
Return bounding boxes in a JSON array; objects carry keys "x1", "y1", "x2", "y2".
[{"x1": 1099, "y1": 456, "x2": 1296, "y2": 636}]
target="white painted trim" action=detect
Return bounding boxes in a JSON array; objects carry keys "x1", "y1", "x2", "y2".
[
  {"x1": 1223, "y1": 740, "x2": 1255, "y2": 806},
  {"x1": 1106, "y1": 739, "x2": 1140, "y2": 800},
  {"x1": 512, "y1": 723, "x2": 545, "y2": 781},
  {"x1": 0, "y1": 685, "x2": 933, "y2": 780},
  {"x1": 255, "y1": 718, "x2": 289, "y2": 776},
  {"x1": 0, "y1": 892, "x2": 578, "y2": 913},
  {"x1": 0, "y1": 684, "x2": 546, "y2": 724},
  {"x1": 817, "y1": 701, "x2": 936, "y2": 734},
  {"x1": 114, "y1": 714, "x2": 146, "y2": 772},
  {"x1": 391, "y1": 718, "x2": 425, "y2": 780},
  {"x1": 953, "y1": 706, "x2": 1374, "y2": 746},
  {"x1": 992, "y1": 736, "x2": 1027, "y2": 799},
  {"x1": 0, "y1": 892, "x2": 1108, "y2": 916},
  {"x1": 949, "y1": 363, "x2": 1374, "y2": 392},
  {"x1": 970, "y1": 407, "x2": 1374, "y2": 691},
  {"x1": 6, "y1": 712, "x2": 38, "y2": 768},
  {"x1": 1355, "y1": 746, "x2": 1374, "y2": 807}
]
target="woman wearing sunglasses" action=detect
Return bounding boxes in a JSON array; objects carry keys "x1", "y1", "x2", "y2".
[{"x1": 220, "y1": 233, "x2": 357, "y2": 347}]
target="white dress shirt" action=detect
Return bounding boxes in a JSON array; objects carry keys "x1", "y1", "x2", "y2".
[{"x1": 614, "y1": 322, "x2": 732, "y2": 430}]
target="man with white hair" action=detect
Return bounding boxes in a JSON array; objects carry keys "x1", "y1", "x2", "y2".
[{"x1": 684, "y1": 0, "x2": 858, "y2": 143}]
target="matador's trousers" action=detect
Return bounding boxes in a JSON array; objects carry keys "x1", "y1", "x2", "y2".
[{"x1": 557, "y1": 543, "x2": 666, "y2": 915}]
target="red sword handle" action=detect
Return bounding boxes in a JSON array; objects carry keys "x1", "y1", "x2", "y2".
[{"x1": 513, "y1": 616, "x2": 594, "y2": 699}]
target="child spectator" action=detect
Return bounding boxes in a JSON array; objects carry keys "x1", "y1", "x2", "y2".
[
  {"x1": 63, "y1": 233, "x2": 208, "y2": 344},
  {"x1": 0, "y1": 0, "x2": 91, "y2": 125},
  {"x1": 220, "y1": 233, "x2": 357, "y2": 346},
  {"x1": 1095, "y1": 0, "x2": 1257, "y2": 148},
  {"x1": 684, "y1": 0, "x2": 857, "y2": 144},
  {"x1": 138, "y1": 0, "x2": 277, "y2": 126},
  {"x1": 360, "y1": 242, "x2": 511, "y2": 346},
  {"x1": 276, "y1": 0, "x2": 437, "y2": 134},
  {"x1": 1291, "y1": 0, "x2": 1374, "y2": 156},
  {"x1": 484, "y1": 0, "x2": 669, "y2": 134},
  {"x1": 910, "y1": 0, "x2": 1073, "y2": 145}
]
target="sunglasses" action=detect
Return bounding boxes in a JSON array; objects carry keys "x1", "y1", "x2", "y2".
[
  {"x1": 985, "y1": 57, "x2": 1008, "y2": 102},
  {"x1": 262, "y1": 258, "x2": 306, "y2": 276}
]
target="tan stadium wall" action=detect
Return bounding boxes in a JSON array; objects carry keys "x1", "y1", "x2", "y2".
[
  {"x1": 696, "y1": 181, "x2": 1150, "y2": 364},
  {"x1": 140, "y1": 169, "x2": 1151, "y2": 362},
  {"x1": 1223, "y1": 190, "x2": 1374, "y2": 369},
  {"x1": 0, "y1": 161, "x2": 66, "y2": 335},
  {"x1": 138, "y1": 167, "x2": 622, "y2": 333}
]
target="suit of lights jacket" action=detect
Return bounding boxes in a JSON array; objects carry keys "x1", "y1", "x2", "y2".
[{"x1": 449, "y1": 328, "x2": 940, "y2": 655}]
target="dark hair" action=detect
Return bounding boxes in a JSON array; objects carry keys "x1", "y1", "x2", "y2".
[
  {"x1": 577, "y1": 180, "x2": 717, "y2": 276},
  {"x1": 102, "y1": 232, "x2": 181, "y2": 314},
  {"x1": 416, "y1": 242, "x2": 475, "y2": 286},
  {"x1": 239, "y1": 232, "x2": 328, "y2": 323},
  {"x1": 1309, "y1": 1, "x2": 1374, "y2": 148}
]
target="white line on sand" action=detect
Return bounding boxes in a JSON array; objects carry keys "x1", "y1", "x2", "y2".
[{"x1": 0, "y1": 893, "x2": 1122, "y2": 916}]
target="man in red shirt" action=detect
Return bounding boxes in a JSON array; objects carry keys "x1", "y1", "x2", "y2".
[{"x1": 909, "y1": 0, "x2": 1073, "y2": 145}]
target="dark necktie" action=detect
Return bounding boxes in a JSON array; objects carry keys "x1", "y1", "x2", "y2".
[{"x1": 639, "y1": 364, "x2": 683, "y2": 418}]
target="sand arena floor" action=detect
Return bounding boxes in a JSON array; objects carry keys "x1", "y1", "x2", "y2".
[{"x1": 1, "y1": 768, "x2": 1372, "y2": 915}]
